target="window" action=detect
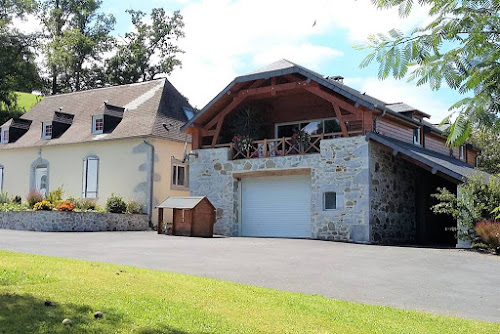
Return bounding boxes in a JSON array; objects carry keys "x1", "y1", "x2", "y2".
[
  {"x1": 1, "y1": 128, "x2": 9, "y2": 143},
  {"x1": 413, "y1": 128, "x2": 421, "y2": 146},
  {"x1": 172, "y1": 163, "x2": 188, "y2": 188},
  {"x1": 82, "y1": 156, "x2": 99, "y2": 198},
  {"x1": 92, "y1": 116, "x2": 104, "y2": 134},
  {"x1": 323, "y1": 192, "x2": 337, "y2": 210},
  {"x1": 0, "y1": 166, "x2": 3, "y2": 191},
  {"x1": 183, "y1": 107, "x2": 195, "y2": 120},
  {"x1": 42, "y1": 122, "x2": 52, "y2": 139},
  {"x1": 459, "y1": 145, "x2": 465, "y2": 161},
  {"x1": 275, "y1": 118, "x2": 341, "y2": 138}
]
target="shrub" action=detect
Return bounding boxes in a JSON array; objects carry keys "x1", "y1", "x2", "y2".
[
  {"x1": 56, "y1": 200, "x2": 75, "y2": 212},
  {"x1": 106, "y1": 194, "x2": 126, "y2": 213},
  {"x1": 126, "y1": 200, "x2": 142, "y2": 214},
  {"x1": 33, "y1": 200, "x2": 54, "y2": 211},
  {"x1": 12, "y1": 196, "x2": 21, "y2": 204},
  {"x1": 46, "y1": 186, "x2": 64, "y2": 205},
  {"x1": 27, "y1": 190, "x2": 44, "y2": 208},
  {"x1": 0, "y1": 191, "x2": 9, "y2": 204},
  {"x1": 475, "y1": 221, "x2": 500, "y2": 252},
  {"x1": 0, "y1": 202, "x2": 28, "y2": 212}
]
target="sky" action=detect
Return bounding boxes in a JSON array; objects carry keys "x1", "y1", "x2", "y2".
[{"x1": 18, "y1": 0, "x2": 464, "y2": 123}]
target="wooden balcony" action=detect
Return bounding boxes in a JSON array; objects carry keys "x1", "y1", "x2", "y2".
[{"x1": 202, "y1": 130, "x2": 363, "y2": 160}]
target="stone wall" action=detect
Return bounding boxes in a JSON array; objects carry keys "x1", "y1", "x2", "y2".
[
  {"x1": 0, "y1": 211, "x2": 149, "y2": 232},
  {"x1": 369, "y1": 142, "x2": 417, "y2": 244},
  {"x1": 189, "y1": 137, "x2": 371, "y2": 242}
]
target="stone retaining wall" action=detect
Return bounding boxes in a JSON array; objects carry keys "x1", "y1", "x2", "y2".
[
  {"x1": 0, "y1": 211, "x2": 149, "y2": 232},
  {"x1": 189, "y1": 137, "x2": 371, "y2": 242}
]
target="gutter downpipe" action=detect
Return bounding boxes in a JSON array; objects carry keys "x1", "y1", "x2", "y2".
[
  {"x1": 143, "y1": 140, "x2": 155, "y2": 224},
  {"x1": 373, "y1": 105, "x2": 387, "y2": 134}
]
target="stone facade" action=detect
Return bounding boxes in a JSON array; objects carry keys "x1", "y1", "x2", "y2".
[
  {"x1": 0, "y1": 211, "x2": 149, "y2": 232},
  {"x1": 189, "y1": 137, "x2": 371, "y2": 242},
  {"x1": 369, "y1": 142, "x2": 417, "y2": 244}
]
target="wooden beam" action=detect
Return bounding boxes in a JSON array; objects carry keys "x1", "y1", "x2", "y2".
[
  {"x1": 233, "y1": 167, "x2": 311, "y2": 179},
  {"x1": 248, "y1": 79, "x2": 266, "y2": 89},
  {"x1": 271, "y1": 77, "x2": 276, "y2": 96},
  {"x1": 283, "y1": 74, "x2": 303, "y2": 83},
  {"x1": 211, "y1": 119, "x2": 224, "y2": 147},
  {"x1": 332, "y1": 102, "x2": 349, "y2": 137},
  {"x1": 304, "y1": 86, "x2": 362, "y2": 116},
  {"x1": 204, "y1": 95, "x2": 246, "y2": 130}
]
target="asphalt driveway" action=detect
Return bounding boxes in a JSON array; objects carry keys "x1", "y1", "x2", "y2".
[{"x1": 0, "y1": 229, "x2": 499, "y2": 322}]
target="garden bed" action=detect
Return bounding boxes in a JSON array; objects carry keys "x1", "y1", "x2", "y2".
[{"x1": 0, "y1": 211, "x2": 149, "y2": 232}]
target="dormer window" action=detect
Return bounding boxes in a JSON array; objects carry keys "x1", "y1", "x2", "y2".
[
  {"x1": 413, "y1": 128, "x2": 421, "y2": 146},
  {"x1": 1, "y1": 128, "x2": 9, "y2": 143},
  {"x1": 42, "y1": 122, "x2": 53, "y2": 139},
  {"x1": 92, "y1": 115, "x2": 104, "y2": 134}
]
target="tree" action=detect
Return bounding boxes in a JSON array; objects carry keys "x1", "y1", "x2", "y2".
[
  {"x1": 106, "y1": 8, "x2": 184, "y2": 85},
  {"x1": 359, "y1": 0, "x2": 500, "y2": 147},
  {"x1": 470, "y1": 128, "x2": 500, "y2": 175},
  {"x1": 39, "y1": 0, "x2": 115, "y2": 93},
  {"x1": 0, "y1": 0, "x2": 43, "y2": 124}
]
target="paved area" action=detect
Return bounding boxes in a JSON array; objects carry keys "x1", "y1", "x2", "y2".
[{"x1": 0, "y1": 230, "x2": 499, "y2": 322}]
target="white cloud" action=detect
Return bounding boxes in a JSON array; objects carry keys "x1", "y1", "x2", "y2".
[
  {"x1": 344, "y1": 77, "x2": 454, "y2": 123},
  {"x1": 167, "y1": 0, "x2": 432, "y2": 108}
]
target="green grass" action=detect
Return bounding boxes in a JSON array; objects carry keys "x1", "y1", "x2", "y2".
[
  {"x1": 15, "y1": 91, "x2": 43, "y2": 111},
  {"x1": 0, "y1": 251, "x2": 497, "y2": 333}
]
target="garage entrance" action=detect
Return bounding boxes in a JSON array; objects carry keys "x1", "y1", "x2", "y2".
[{"x1": 241, "y1": 175, "x2": 311, "y2": 238}]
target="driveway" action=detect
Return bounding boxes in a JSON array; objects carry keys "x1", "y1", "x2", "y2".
[{"x1": 0, "y1": 230, "x2": 499, "y2": 322}]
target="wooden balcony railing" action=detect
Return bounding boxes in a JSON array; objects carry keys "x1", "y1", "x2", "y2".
[{"x1": 202, "y1": 130, "x2": 363, "y2": 160}]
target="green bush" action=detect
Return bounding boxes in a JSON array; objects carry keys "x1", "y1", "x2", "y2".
[
  {"x1": 0, "y1": 202, "x2": 28, "y2": 212},
  {"x1": 106, "y1": 194, "x2": 126, "y2": 213},
  {"x1": 126, "y1": 200, "x2": 142, "y2": 214},
  {"x1": 0, "y1": 191, "x2": 9, "y2": 204},
  {"x1": 46, "y1": 186, "x2": 64, "y2": 205}
]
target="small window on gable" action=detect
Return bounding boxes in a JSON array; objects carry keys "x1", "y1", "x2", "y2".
[
  {"x1": 413, "y1": 128, "x2": 421, "y2": 146},
  {"x1": 1, "y1": 128, "x2": 9, "y2": 143},
  {"x1": 92, "y1": 115, "x2": 104, "y2": 134},
  {"x1": 42, "y1": 122, "x2": 52, "y2": 139},
  {"x1": 323, "y1": 192, "x2": 337, "y2": 210},
  {"x1": 172, "y1": 162, "x2": 188, "y2": 189}
]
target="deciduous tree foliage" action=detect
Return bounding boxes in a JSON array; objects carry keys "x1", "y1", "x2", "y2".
[
  {"x1": 106, "y1": 8, "x2": 185, "y2": 85},
  {"x1": 359, "y1": 0, "x2": 500, "y2": 146},
  {"x1": 470, "y1": 128, "x2": 500, "y2": 175}
]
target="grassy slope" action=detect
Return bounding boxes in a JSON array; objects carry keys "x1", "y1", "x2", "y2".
[
  {"x1": 0, "y1": 251, "x2": 497, "y2": 334},
  {"x1": 15, "y1": 92, "x2": 43, "y2": 111}
]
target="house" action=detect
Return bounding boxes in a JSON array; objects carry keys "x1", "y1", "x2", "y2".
[
  {"x1": 182, "y1": 59, "x2": 485, "y2": 247},
  {"x1": 0, "y1": 79, "x2": 192, "y2": 225}
]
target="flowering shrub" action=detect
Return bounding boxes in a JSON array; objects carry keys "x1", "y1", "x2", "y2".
[
  {"x1": 475, "y1": 221, "x2": 500, "y2": 252},
  {"x1": 232, "y1": 135, "x2": 254, "y2": 155},
  {"x1": 27, "y1": 190, "x2": 44, "y2": 208},
  {"x1": 33, "y1": 200, "x2": 54, "y2": 211},
  {"x1": 56, "y1": 200, "x2": 75, "y2": 212}
]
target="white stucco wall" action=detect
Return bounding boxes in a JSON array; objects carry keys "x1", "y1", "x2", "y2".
[{"x1": 0, "y1": 137, "x2": 190, "y2": 225}]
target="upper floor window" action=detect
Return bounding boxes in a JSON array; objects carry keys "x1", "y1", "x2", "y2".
[
  {"x1": 413, "y1": 128, "x2": 421, "y2": 146},
  {"x1": 92, "y1": 115, "x2": 104, "y2": 134},
  {"x1": 42, "y1": 122, "x2": 53, "y2": 139},
  {"x1": 1, "y1": 128, "x2": 9, "y2": 143},
  {"x1": 82, "y1": 156, "x2": 99, "y2": 198},
  {"x1": 459, "y1": 145, "x2": 465, "y2": 161},
  {"x1": 171, "y1": 161, "x2": 188, "y2": 189}
]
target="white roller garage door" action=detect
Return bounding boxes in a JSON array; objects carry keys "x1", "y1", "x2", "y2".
[{"x1": 241, "y1": 175, "x2": 311, "y2": 238}]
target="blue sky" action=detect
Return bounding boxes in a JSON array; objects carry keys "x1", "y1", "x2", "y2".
[{"x1": 23, "y1": 0, "x2": 464, "y2": 122}]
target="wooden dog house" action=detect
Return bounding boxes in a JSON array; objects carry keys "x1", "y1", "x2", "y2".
[{"x1": 156, "y1": 196, "x2": 216, "y2": 237}]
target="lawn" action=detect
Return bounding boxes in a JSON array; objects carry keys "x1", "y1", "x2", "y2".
[
  {"x1": 0, "y1": 251, "x2": 497, "y2": 333},
  {"x1": 15, "y1": 91, "x2": 43, "y2": 111}
]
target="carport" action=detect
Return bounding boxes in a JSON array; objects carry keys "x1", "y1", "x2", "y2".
[{"x1": 367, "y1": 132, "x2": 487, "y2": 247}]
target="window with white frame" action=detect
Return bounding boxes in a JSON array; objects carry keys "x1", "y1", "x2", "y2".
[
  {"x1": 92, "y1": 116, "x2": 104, "y2": 134},
  {"x1": 42, "y1": 122, "x2": 53, "y2": 139},
  {"x1": 275, "y1": 118, "x2": 342, "y2": 138},
  {"x1": 413, "y1": 128, "x2": 421, "y2": 146},
  {"x1": 0, "y1": 166, "x2": 3, "y2": 191},
  {"x1": 82, "y1": 156, "x2": 99, "y2": 198},
  {"x1": 171, "y1": 162, "x2": 188, "y2": 188},
  {"x1": 459, "y1": 145, "x2": 465, "y2": 161},
  {"x1": 1, "y1": 128, "x2": 9, "y2": 143}
]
